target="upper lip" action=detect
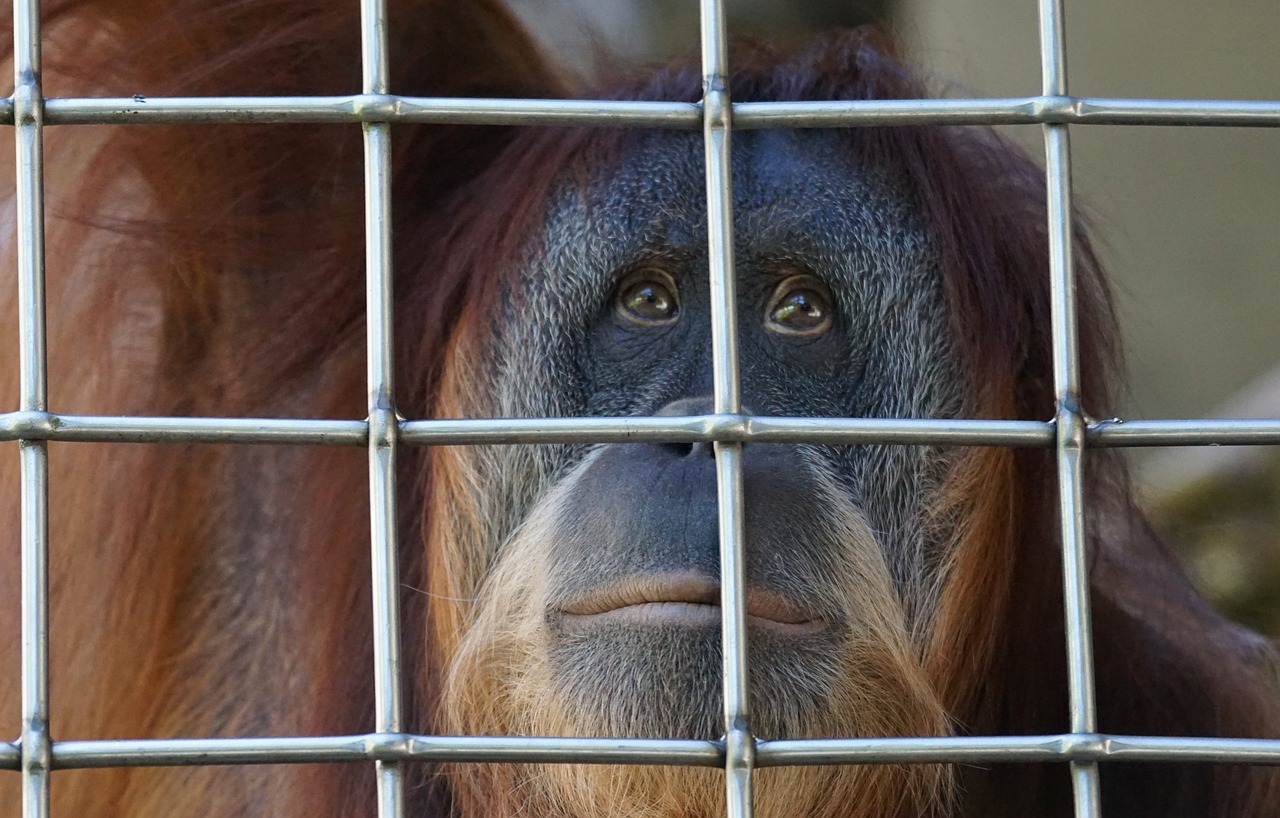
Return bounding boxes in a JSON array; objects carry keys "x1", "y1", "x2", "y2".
[{"x1": 557, "y1": 572, "x2": 817, "y2": 626}]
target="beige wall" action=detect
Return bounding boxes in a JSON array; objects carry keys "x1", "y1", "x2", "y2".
[{"x1": 897, "y1": 0, "x2": 1280, "y2": 430}]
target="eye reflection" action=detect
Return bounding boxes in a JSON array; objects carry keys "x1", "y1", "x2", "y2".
[
  {"x1": 616, "y1": 270, "x2": 680, "y2": 325},
  {"x1": 766, "y1": 275, "x2": 833, "y2": 336}
]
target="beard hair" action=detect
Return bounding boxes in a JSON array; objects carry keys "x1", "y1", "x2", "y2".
[{"x1": 440, "y1": 459, "x2": 955, "y2": 818}]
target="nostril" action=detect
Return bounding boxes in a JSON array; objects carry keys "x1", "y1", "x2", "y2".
[
  {"x1": 657, "y1": 440, "x2": 715, "y2": 458},
  {"x1": 659, "y1": 440, "x2": 696, "y2": 457}
]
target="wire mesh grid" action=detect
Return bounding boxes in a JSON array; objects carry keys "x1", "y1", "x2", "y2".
[{"x1": 7, "y1": 0, "x2": 1280, "y2": 817}]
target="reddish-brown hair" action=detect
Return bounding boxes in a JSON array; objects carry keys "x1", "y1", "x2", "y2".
[{"x1": 7, "y1": 1, "x2": 564, "y2": 813}]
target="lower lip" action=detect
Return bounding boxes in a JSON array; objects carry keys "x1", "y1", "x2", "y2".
[{"x1": 560, "y1": 602, "x2": 824, "y2": 636}]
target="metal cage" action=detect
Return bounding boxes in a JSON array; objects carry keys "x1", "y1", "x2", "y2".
[{"x1": 6, "y1": 1, "x2": 1280, "y2": 817}]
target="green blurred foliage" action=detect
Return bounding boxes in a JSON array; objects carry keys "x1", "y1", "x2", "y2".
[{"x1": 1154, "y1": 455, "x2": 1280, "y2": 638}]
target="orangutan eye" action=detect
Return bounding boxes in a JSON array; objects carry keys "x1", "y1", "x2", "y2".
[
  {"x1": 766, "y1": 275, "x2": 833, "y2": 336},
  {"x1": 615, "y1": 269, "x2": 680, "y2": 326}
]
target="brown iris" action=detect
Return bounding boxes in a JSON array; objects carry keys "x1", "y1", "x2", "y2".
[
  {"x1": 615, "y1": 269, "x2": 680, "y2": 325},
  {"x1": 766, "y1": 274, "x2": 833, "y2": 336}
]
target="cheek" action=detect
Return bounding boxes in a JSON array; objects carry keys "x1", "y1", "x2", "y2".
[
  {"x1": 585, "y1": 319, "x2": 709, "y2": 416},
  {"x1": 736, "y1": 326, "x2": 866, "y2": 419}
]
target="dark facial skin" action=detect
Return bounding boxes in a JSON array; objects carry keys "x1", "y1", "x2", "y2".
[{"x1": 482, "y1": 127, "x2": 964, "y2": 740}]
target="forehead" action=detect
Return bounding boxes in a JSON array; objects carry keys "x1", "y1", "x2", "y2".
[{"x1": 573, "y1": 127, "x2": 932, "y2": 268}]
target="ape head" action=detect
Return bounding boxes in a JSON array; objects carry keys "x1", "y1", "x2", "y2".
[{"x1": 415, "y1": 34, "x2": 1096, "y2": 818}]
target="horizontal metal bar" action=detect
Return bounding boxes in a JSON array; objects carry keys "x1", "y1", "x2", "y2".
[
  {"x1": 43, "y1": 735, "x2": 720, "y2": 770},
  {"x1": 40, "y1": 95, "x2": 700, "y2": 127},
  {"x1": 1069, "y1": 97, "x2": 1280, "y2": 127},
  {"x1": 0, "y1": 95, "x2": 1271, "y2": 129},
  {"x1": 3, "y1": 732, "x2": 1278, "y2": 773},
  {"x1": 4, "y1": 412, "x2": 1280, "y2": 448},
  {"x1": 757, "y1": 734, "x2": 1280, "y2": 767},
  {"x1": 1088, "y1": 418, "x2": 1280, "y2": 447},
  {"x1": 735, "y1": 96, "x2": 1280, "y2": 128},
  {"x1": 736, "y1": 97, "x2": 1047, "y2": 127},
  {"x1": 0, "y1": 412, "x2": 1047, "y2": 446},
  {"x1": 1081, "y1": 735, "x2": 1280, "y2": 765},
  {"x1": 0, "y1": 411, "x2": 366, "y2": 445},
  {"x1": 400, "y1": 416, "x2": 1052, "y2": 446}
]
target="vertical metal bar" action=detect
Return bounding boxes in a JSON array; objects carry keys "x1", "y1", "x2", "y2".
[
  {"x1": 12, "y1": 0, "x2": 51, "y2": 816},
  {"x1": 1038, "y1": 0, "x2": 1103, "y2": 815},
  {"x1": 360, "y1": 0, "x2": 403, "y2": 816},
  {"x1": 699, "y1": 2, "x2": 754, "y2": 817},
  {"x1": 700, "y1": 0, "x2": 739, "y2": 417}
]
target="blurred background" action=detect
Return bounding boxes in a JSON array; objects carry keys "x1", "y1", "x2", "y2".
[{"x1": 508, "y1": 0, "x2": 1280, "y2": 635}]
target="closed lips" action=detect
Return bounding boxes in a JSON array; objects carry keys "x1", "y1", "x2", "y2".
[{"x1": 558, "y1": 574, "x2": 824, "y2": 635}]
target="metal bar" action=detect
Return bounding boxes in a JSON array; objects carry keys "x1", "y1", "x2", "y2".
[
  {"x1": 7, "y1": 412, "x2": 1280, "y2": 448},
  {"x1": 41, "y1": 95, "x2": 700, "y2": 127},
  {"x1": 403, "y1": 416, "x2": 1053, "y2": 447},
  {"x1": 1047, "y1": 123, "x2": 1100, "y2": 747},
  {"x1": 46, "y1": 735, "x2": 722, "y2": 769},
  {"x1": 0, "y1": 412, "x2": 368, "y2": 445},
  {"x1": 0, "y1": 732, "x2": 1270, "y2": 773},
  {"x1": 698, "y1": 2, "x2": 755, "y2": 817},
  {"x1": 758, "y1": 735, "x2": 1280, "y2": 766},
  {"x1": 6, "y1": 411, "x2": 1280, "y2": 448},
  {"x1": 15, "y1": 95, "x2": 1280, "y2": 129},
  {"x1": 736, "y1": 97, "x2": 1280, "y2": 128},
  {"x1": 12, "y1": 3, "x2": 45, "y2": 427},
  {"x1": 15, "y1": 443, "x2": 49, "y2": 813},
  {"x1": 1039, "y1": 0, "x2": 1103, "y2": 815},
  {"x1": 1087, "y1": 418, "x2": 1280, "y2": 447},
  {"x1": 359, "y1": 0, "x2": 403, "y2": 815},
  {"x1": 12, "y1": 0, "x2": 51, "y2": 814},
  {"x1": 5, "y1": 412, "x2": 1280, "y2": 448}
]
